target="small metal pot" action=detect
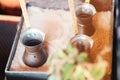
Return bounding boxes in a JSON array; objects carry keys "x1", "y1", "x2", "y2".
[
  {"x1": 20, "y1": 27, "x2": 48, "y2": 67},
  {"x1": 76, "y1": 3, "x2": 96, "y2": 36},
  {"x1": 71, "y1": 34, "x2": 94, "y2": 53}
]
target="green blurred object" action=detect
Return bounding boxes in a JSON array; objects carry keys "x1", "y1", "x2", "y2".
[
  {"x1": 77, "y1": 53, "x2": 89, "y2": 63},
  {"x1": 61, "y1": 63, "x2": 74, "y2": 80},
  {"x1": 48, "y1": 43, "x2": 107, "y2": 80},
  {"x1": 90, "y1": 65, "x2": 106, "y2": 80},
  {"x1": 73, "y1": 66, "x2": 85, "y2": 80},
  {"x1": 58, "y1": 50, "x2": 67, "y2": 59}
]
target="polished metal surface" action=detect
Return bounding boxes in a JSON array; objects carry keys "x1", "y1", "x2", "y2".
[
  {"x1": 71, "y1": 34, "x2": 93, "y2": 53},
  {"x1": 20, "y1": 28, "x2": 45, "y2": 45},
  {"x1": 20, "y1": 28, "x2": 47, "y2": 67}
]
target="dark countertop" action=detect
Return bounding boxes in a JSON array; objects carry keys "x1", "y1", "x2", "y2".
[{"x1": 0, "y1": 15, "x2": 20, "y2": 80}]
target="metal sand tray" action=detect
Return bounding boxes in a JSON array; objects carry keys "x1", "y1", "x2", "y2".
[{"x1": 5, "y1": 0, "x2": 115, "y2": 80}]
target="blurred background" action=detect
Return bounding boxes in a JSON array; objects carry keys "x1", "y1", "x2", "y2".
[{"x1": 0, "y1": 0, "x2": 22, "y2": 16}]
